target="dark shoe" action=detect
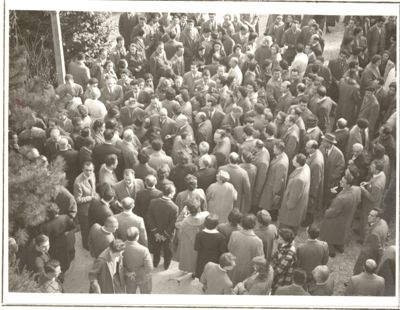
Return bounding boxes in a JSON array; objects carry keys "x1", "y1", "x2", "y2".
[
  {"x1": 334, "y1": 245, "x2": 344, "y2": 253},
  {"x1": 301, "y1": 214, "x2": 314, "y2": 227},
  {"x1": 164, "y1": 261, "x2": 171, "y2": 270}
]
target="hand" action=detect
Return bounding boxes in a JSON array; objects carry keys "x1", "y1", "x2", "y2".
[
  {"x1": 330, "y1": 186, "x2": 338, "y2": 194},
  {"x1": 272, "y1": 195, "x2": 280, "y2": 207},
  {"x1": 165, "y1": 135, "x2": 172, "y2": 140},
  {"x1": 126, "y1": 271, "x2": 136, "y2": 280}
]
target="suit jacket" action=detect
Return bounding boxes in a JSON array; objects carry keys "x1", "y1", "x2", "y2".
[
  {"x1": 195, "y1": 120, "x2": 213, "y2": 146},
  {"x1": 88, "y1": 198, "x2": 114, "y2": 228},
  {"x1": 55, "y1": 185, "x2": 77, "y2": 218},
  {"x1": 123, "y1": 240, "x2": 153, "y2": 284},
  {"x1": 164, "y1": 40, "x2": 183, "y2": 60},
  {"x1": 258, "y1": 152, "x2": 289, "y2": 210},
  {"x1": 115, "y1": 140, "x2": 138, "y2": 170},
  {"x1": 328, "y1": 58, "x2": 348, "y2": 83},
  {"x1": 149, "y1": 114, "x2": 177, "y2": 140},
  {"x1": 209, "y1": 109, "x2": 226, "y2": 134},
  {"x1": 98, "y1": 164, "x2": 118, "y2": 186},
  {"x1": 282, "y1": 124, "x2": 300, "y2": 161},
  {"x1": 316, "y1": 96, "x2": 336, "y2": 133},
  {"x1": 92, "y1": 143, "x2": 123, "y2": 179},
  {"x1": 146, "y1": 197, "x2": 178, "y2": 239},
  {"x1": 231, "y1": 33, "x2": 248, "y2": 48},
  {"x1": 275, "y1": 284, "x2": 310, "y2": 295},
  {"x1": 148, "y1": 151, "x2": 174, "y2": 171},
  {"x1": 88, "y1": 224, "x2": 115, "y2": 258},
  {"x1": 119, "y1": 106, "x2": 137, "y2": 128},
  {"x1": 367, "y1": 24, "x2": 385, "y2": 58},
  {"x1": 113, "y1": 179, "x2": 144, "y2": 202},
  {"x1": 306, "y1": 150, "x2": 324, "y2": 214},
  {"x1": 279, "y1": 165, "x2": 311, "y2": 227},
  {"x1": 361, "y1": 172, "x2": 386, "y2": 214},
  {"x1": 100, "y1": 85, "x2": 124, "y2": 108},
  {"x1": 333, "y1": 128, "x2": 349, "y2": 155},
  {"x1": 346, "y1": 272, "x2": 385, "y2": 296},
  {"x1": 337, "y1": 78, "x2": 362, "y2": 127},
  {"x1": 194, "y1": 167, "x2": 217, "y2": 192},
  {"x1": 134, "y1": 187, "x2": 163, "y2": 219},
  {"x1": 182, "y1": 71, "x2": 202, "y2": 96},
  {"x1": 296, "y1": 239, "x2": 329, "y2": 279},
  {"x1": 73, "y1": 172, "x2": 97, "y2": 215},
  {"x1": 222, "y1": 36, "x2": 235, "y2": 56},
  {"x1": 219, "y1": 164, "x2": 251, "y2": 214},
  {"x1": 320, "y1": 145, "x2": 345, "y2": 193},
  {"x1": 88, "y1": 248, "x2": 125, "y2": 293},
  {"x1": 115, "y1": 211, "x2": 148, "y2": 246},
  {"x1": 360, "y1": 63, "x2": 381, "y2": 94},
  {"x1": 358, "y1": 94, "x2": 380, "y2": 136}
]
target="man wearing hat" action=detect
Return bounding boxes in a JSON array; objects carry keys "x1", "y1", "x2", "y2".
[
  {"x1": 358, "y1": 86, "x2": 380, "y2": 137},
  {"x1": 319, "y1": 133, "x2": 345, "y2": 209}
]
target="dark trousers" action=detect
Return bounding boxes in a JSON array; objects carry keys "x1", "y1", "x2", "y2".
[
  {"x1": 77, "y1": 211, "x2": 89, "y2": 250},
  {"x1": 152, "y1": 239, "x2": 173, "y2": 267}
]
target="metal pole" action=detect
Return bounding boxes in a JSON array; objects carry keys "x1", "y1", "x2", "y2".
[{"x1": 50, "y1": 11, "x2": 65, "y2": 86}]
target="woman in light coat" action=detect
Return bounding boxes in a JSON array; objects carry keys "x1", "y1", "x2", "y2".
[
  {"x1": 206, "y1": 170, "x2": 237, "y2": 224},
  {"x1": 228, "y1": 214, "x2": 264, "y2": 285},
  {"x1": 175, "y1": 199, "x2": 209, "y2": 275}
]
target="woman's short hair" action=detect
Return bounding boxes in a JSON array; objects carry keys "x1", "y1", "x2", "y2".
[
  {"x1": 204, "y1": 214, "x2": 219, "y2": 229},
  {"x1": 219, "y1": 252, "x2": 236, "y2": 268}
]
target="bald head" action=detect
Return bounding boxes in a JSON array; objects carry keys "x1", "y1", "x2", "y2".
[
  {"x1": 229, "y1": 152, "x2": 240, "y2": 164},
  {"x1": 159, "y1": 108, "x2": 168, "y2": 117},
  {"x1": 123, "y1": 129, "x2": 134, "y2": 142},
  {"x1": 364, "y1": 259, "x2": 377, "y2": 274},
  {"x1": 126, "y1": 227, "x2": 139, "y2": 241}
]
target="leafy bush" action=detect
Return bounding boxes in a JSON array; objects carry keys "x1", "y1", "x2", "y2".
[
  {"x1": 60, "y1": 11, "x2": 116, "y2": 67},
  {"x1": 8, "y1": 263, "x2": 41, "y2": 293}
]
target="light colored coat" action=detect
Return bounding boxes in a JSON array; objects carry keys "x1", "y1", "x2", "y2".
[
  {"x1": 258, "y1": 152, "x2": 289, "y2": 211},
  {"x1": 176, "y1": 212, "x2": 209, "y2": 273},
  {"x1": 206, "y1": 182, "x2": 237, "y2": 224},
  {"x1": 346, "y1": 272, "x2": 385, "y2": 296},
  {"x1": 228, "y1": 230, "x2": 264, "y2": 285},
  {"x1": 320, "y1": 186, "x2": 362, "y2": 245},
  {"x1": 200, "y1": 262, "x2": 234, "y2": 294},
  {"x1": 115, "y1": 211, "x2": 148, "y2": 246},
  {"x1": 219, "y1": 164, "x2": 251, "y2": 214},
  {"x1": 123, "y1": 240, "x2": 153, "y2": 293},
  {"x1": 278, "y1": 164, "x2": 311, "y2": 228}
]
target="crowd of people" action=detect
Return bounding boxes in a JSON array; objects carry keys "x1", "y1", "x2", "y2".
[{"x1": 11, "y1": 12, "x2": 397, "y2": 296}]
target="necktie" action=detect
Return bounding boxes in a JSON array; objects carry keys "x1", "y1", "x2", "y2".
[
  {"x1": 88, "y1": 178, "x2": 93, "y2": 190},
  {"x1": 361, "y1": 129, "x2": 366, "y2": 147}
]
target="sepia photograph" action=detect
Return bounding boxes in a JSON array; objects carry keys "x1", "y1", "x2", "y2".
[{"x1": 3, "y1": 1, "x2": 399, "y2": 308}]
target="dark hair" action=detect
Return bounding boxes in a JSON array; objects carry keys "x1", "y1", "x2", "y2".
[
  {"x1": 241, "y1": 214, "x2": 257, "y2": 230},
  {"x1": 138, "y1": 151, "x2": 150, "y2": 164},
  {"x1": 204, "y1": 214, "x2": 219, "y2": 229},
  {"x1": 274, "y1": 139, "x2": 285, "y2": 152},
  {"x1": 103, "y1": 129, "x2": 114, "y2": 141},
  {"x1": 228, "y1": 209, "x2": 242, "y2": 226},
  {"x1": 109, "y1": 239, "x2": 125, "y2": 253},
  {"x1": 292, "y1": 268, "x2": 307, "y2": 285},
  {"x1": 307, "y1": 225, "x2": 320, "y2": 239},
  {"x1": 44, "y1": 259, "x2": 61, "y2": 274},
  {"x1": 357, "y1": 118, "x2": 369, "y2": 129},
  {"x1": 278, "y1": 227, "x2": 295, "y2": 243},
  {"x1": 317, "y1": 86, "x2": 327, "y2": 97},
  {"x1": 151, "y1": 139, "x2": 163, "y2": 151},
  {"x1": 162, "y1": 183, "x2": 175, "y2": 196},
  {"x1": 295, "y1": 153, "x2": 307, "y2": 166},
  {"x1": 186, "y1": 198, "x2": 200, "y2": 215},
  {"x1": 35, "y1": 234, "x2": 49, "y2": 246}
]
